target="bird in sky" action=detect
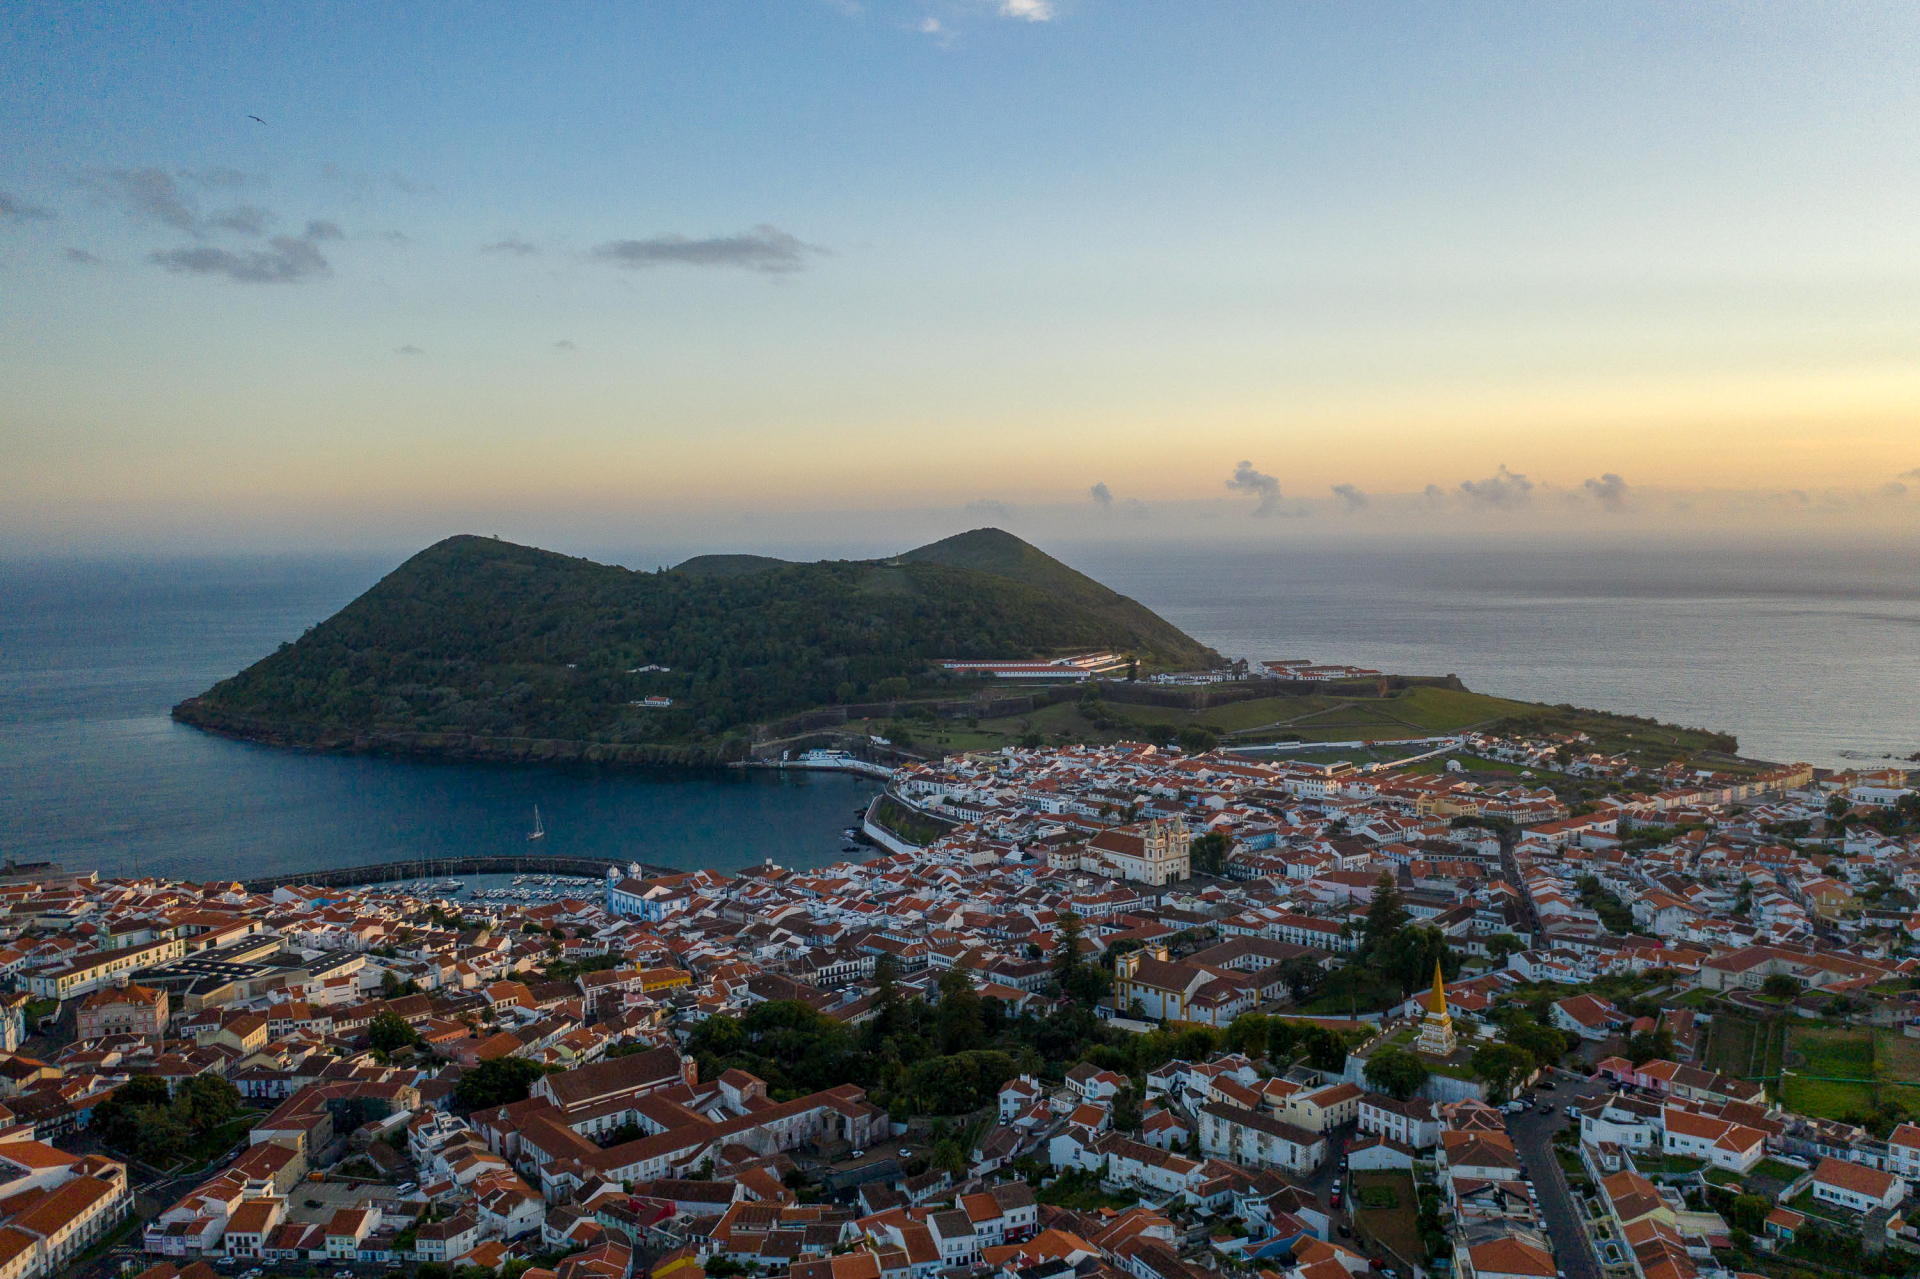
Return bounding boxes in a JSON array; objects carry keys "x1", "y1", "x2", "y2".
[{"x1": 248, "y1": 114, "x2": 265, "y2": 124}]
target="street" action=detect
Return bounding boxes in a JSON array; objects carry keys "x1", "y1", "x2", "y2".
[{"x1": 1507, "y1": 1071, "x2": 1612, "y2": 1279}]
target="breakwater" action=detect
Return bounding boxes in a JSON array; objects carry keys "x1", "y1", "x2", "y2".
[{"x1": 241, "y1": 853, "x2": 675, "y2": 893}]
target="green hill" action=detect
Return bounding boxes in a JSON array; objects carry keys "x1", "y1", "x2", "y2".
[
  {"x1": 672, "y1": 553, "x2": 794, "y2": 577},
  {"x1": 172, "y1": 530, "x2": 1222, "y2": 764},
  {"x1": 899, "y1": 528, "x2": 1207, "y2": 668}
]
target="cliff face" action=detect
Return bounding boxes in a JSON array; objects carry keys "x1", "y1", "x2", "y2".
[{"x1": 173, "y1": 530, "x2": 1222, "y2": 764}]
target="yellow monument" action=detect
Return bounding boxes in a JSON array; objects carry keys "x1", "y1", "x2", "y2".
[{"x1": 1414, "y1": 959, "x2": 1457, "y2": 1057}]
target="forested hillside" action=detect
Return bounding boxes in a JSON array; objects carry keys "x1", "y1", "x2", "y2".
[{"x1": 173, "y1": 531, "x2": 1220, "y2": 759}]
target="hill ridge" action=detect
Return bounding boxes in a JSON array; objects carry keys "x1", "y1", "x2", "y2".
[{"x1": 173, "y1": 529, "x2": 1222, "y2": 765}]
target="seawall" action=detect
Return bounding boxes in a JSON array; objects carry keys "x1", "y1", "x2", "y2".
[{"x1": 240, "y1": 853, "x2": 677, "y2": 893}]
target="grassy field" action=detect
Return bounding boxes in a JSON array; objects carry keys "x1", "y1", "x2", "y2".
[
  {"x1": 1702, "y1": 1014, "x2": 1787, "y2": 1083},
  {"x1": 1782, "y1": 1026, "x2": 1875, "y2": 1120},
  {"x1": 859, "y1": 678, "x2": 1742, "y2": 767},
  {"x1": 1875, "y1": 1030, "x2": 1920, "y2": 1096},
  {"x1": 1351, "y1": 1171, "x2": 1427, "y2": 1267}
]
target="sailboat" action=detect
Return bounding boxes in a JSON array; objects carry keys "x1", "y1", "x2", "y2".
[{"x1": 527, "y1": 806, "x2": 546, "y2": 842}]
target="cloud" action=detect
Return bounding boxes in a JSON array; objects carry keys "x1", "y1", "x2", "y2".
[
  {"x1": 64, "y1": 247, "x2": 101, "y2": 264},
  {"x1": 205, "y1": 203, "x2": 274, "y2": 236},
  {"x1": 1458, "y1": 464, "x2": 1534, "y2": 510},
  {"x1": 997, "y1": 0, "x2": 1055, "y2": 19},
  {"x1": 0, "y1": 193, "x2": 55, "y2": 223},
  {"x1": 588, "y1": 224, "x2": 820, "y2": 273},
  {"x1": 1330, "y1": 483, "x2": 1368, "y2": 512},
  {"x1": 1089, "y1": 481, "x2": 1113, "y2": 509},
  {"x1": 1878, "y1": 481, "x2": 1907, "y2": 499},
  {"x1": 482, "y1": 235, "x2": 538, "y2": 257},
  {"x1": 78, "y1": 167, "x2": 204, "y2": 232},
  {"x1": 395, "y1": 344, "x2": 424, "y2": 356},
  {"x1": 1581, "y1": 472, "x2": 1629, "y2": 512},
  {"x1": 1119, "y1": 498, "x2": 1150, "y2": 520},
  {"x1": 1422, "y1": 483, "x2": 1446, "y2": 508},
  {"x1": 1900, "y1": 467, "x2": 1920, "y2": 480},
  {"x1": 381, "y1": 230, "x2": 412, "y2": 246},
  {"x1": 78, "y1": 169, "x2": 345, "y2": 258},
  {"x1": 1225, "y1": 460, "x2": 1282, "y2": 516},
  {"x1": 150, "y1": 231, "x2": 330, "y2": 284},
  {"x1": 965, "y1": 499, "x2": 1013, "y2": 520},
  {"x1": 554, "y1": 339, "x2": 577, "y2": 351}
]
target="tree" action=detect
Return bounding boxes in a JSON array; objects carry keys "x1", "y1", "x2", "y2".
[
  {"x1": 1303, "y1": 1026, "x2": 1348, "y2": 1073},
  {"x1": 454, "y1": 1057, "x2": 554, "y2": 1109},
  {"x1": 1177, "y1": 725, "x2": 1218, "y2": 755},
  {"x1": 1486, "y1": 934, "x2": 1527, "y2": 960},
  {"x1": 1364, "y1": 1048, "x2": 1431, "y2": 1101},
  {"x1": 369, "y1": 1010, "x2": 422, "y2": 1055},
  {"x1": 871, "y1": 952, "x2": 902, "y2": 1035},
  {"x1": 1726, "y1": 1194, "x2": 1771, "y2": 1233},
  {"x1": 1504, "y1": 1019, "x2": 1570, "y2": 1073},
  {"x1": 1762, "y1": 973, "x2": 1801, "y2": 999},
  {"x1": 1471, "y1": 1043, "x2": 1535, "y2": 1101},
  {"x1": 1627, "y1": 1026, "x2": 1675, "y2": 1067},
  {"x1": 936, "y1": 967, "x2": 984, "y2": 1055},
  {"x1": 1111, "y1": 1087, "x2": 1142, "y2": 1134},
  {"x1": 1378, "y1": 925, "x2": 1454, "y2": 996},
  {"x1": 1361, "y1": 874, "x2": 1410, "y2": 954},
  {"x1": 1052, "y1": 913, "x2": 1107, "y2": 1004},
  {"x1": 177, "y1": 1075, "x2": 241, "y2": 1130},
  {"x1": 1276, "y1": 955, "x2": 1326, "y2": 1004},
  {"x1": 1190, "y1": 831, "x2": 1229, "y2": 876},
  {"x1": 1224, "y1": 1013, "x2": 1269, "y2": 1060}
]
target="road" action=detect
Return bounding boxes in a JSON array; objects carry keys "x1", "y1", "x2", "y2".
[{"x1": 1507, "y1": 1071, "x2": 1613, "y2": 1279}]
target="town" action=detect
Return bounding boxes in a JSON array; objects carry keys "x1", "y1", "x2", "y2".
[{"x1": 0, "y1": 729, "x2": 1916, "y2": 1279}]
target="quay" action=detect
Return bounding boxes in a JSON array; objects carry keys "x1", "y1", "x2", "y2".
[{"x1": 240, "y1": 853, "x2": 676, "y2": 893}]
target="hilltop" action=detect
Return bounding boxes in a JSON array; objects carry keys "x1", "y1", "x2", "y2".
[{"x1": 172, "y1": 529, "x2": 1223, "y2": 764}]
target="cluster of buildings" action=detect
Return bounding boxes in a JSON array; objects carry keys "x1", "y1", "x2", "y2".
[{"x1": 0, "y1": 731, "x2": 1911, "y2": 1279}]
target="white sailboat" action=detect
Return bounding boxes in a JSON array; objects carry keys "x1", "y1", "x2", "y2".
[{"x1": 527, "y1": 805, "x2": 546, "y2": 841}]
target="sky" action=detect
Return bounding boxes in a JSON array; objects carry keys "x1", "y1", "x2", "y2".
[{"x1": 3, "y1": 1, "x2": 1920, "y2": 555}]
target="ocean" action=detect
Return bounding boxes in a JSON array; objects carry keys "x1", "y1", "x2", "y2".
[{"x1": 1, "y1": 540, "x2": 1915, "y2": 882}]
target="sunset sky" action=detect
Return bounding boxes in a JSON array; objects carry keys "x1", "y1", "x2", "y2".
[{"x1": 4, "y1": 2, "x2": 1920, "y2": 553}]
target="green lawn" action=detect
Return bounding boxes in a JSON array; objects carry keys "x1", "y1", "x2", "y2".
[
  {"x1": 1750, "y1": 1159, "x2": 1809, "y2": 1184},
  {"x1": 1782, "y1": 1027, "x2": 1875, "y2": 1120}
]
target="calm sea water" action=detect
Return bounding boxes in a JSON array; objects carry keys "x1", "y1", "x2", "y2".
[
  {"x1": 1062, "y1": 539, "x2": 1920, "y2": 769},
  {"x1": 0, "y1": 558, "x2": 883, "y2": 882},
  {"x1": 1, "y1": 541, "x2": 1915, "y2": 881}
]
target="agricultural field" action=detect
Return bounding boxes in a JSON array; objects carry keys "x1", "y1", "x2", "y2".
[
  {"x1": 1781, "y1": 1026, "x2": 1875, "y2": 1121},
  {"x1": 1701, "y1": 1014, "x2": 1788, "y2": 1084},
  {"x1": 1874, "y1": 1030, "x2": 1920, "y2": 1100}
]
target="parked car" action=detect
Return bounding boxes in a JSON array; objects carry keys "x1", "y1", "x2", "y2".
[
  {"x1": 1537, "y1": 1080, "x2": 1556, "y2": 1091},
  {"x1": 898, "y1": 1148, "x2": 913, "y2": 1157},
  {"x1": 850, "y1": 1149, "x2": 865, "y2": 1160},
  {"x1": 1338, "y1": 1225, "x2": 1352, "y2": 1238}
]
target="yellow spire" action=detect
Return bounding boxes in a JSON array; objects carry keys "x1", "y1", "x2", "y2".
[{"x1": 1428, "y1": 959, "x2": 1448, "y2": 1015}]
